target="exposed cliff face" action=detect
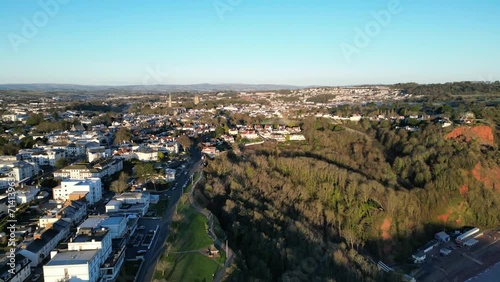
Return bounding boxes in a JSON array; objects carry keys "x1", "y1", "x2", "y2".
[
  {"x1": 472, "y1": 163, "x2": 500, "y2": 192},
  {"x1": 446, "y1": 125, "x2": 494, "y2": 145}
]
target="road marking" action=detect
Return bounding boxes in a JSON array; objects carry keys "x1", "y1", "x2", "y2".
[{"x1": 462, "y1": 253, "x2": 483, "y2": 265}]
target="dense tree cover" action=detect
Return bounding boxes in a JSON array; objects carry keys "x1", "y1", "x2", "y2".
[
  {"x1": 55, "y1": 157, "x2": 69, "y2": 169},
  {"x1": 307, "y1": 94, "x2": 336, "y2": 104},
  {"x1": 67, "y1": 102, "x2": 125, "y2": 112},
  {"x1": 200, "y1": 116, "x2": 499, "y2": 281},
  {"x1": 134, "y1": 162, "x2": 160, "y2": 182},
  {"x1": 176, "y1": 135, "x2": 192, "y2": 151},
  {"x1": 110, "y1": 172, "x2": 129, "y2": 194},
  {"x1": 25, "y1": 113, "x2": 45, "y2": 126},
  {"x1": 395, "y1": 81, "x2": 500, "y2": 101},
  {"x1": 0, "y1": 142, "x2": 19, "y2": 155},
  {"x1": 91, "y1": 112, "x2": 121, "y2": 126},
  {"x1": 34, "y1": 121, "x2": 71, "y2": 133},
  {"x1": 114, "y1": 127, "x2": 132, "y2": 145}
]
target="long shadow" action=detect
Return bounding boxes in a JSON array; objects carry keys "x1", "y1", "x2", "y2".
[
  {"x1": 252, "y1": 148, "x2": 401, "y2": 190},
  {"x1": 201, "y1": 184, "x2": 400, "y2": 282}
]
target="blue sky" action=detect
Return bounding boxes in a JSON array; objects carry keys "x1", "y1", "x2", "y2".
[{"x1": 0, "y1": 0, "x2": 499, "y2": 86}]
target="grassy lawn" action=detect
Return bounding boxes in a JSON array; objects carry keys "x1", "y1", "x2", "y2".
[
  {"x1": 155, "y1": 252, "x2": 224, "y2": 282},
  {"x1": 154, "y1": 196, "x2": 225, "y2": 281},
  {"x1": 171, "y1": 202, "x2": 212, "y2": 251}
]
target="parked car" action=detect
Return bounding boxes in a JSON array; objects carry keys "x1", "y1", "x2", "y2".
[
  {"x1": 137, "y1": 250, "x2": 147, "y2": 255},
  {"x1": 138, "y1": 226, "x2": 145, "y2": 230}
]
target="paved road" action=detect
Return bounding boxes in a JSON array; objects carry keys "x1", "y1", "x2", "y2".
[{"x1": 136, "y1": 145, "x2": 203, "y2": 282}]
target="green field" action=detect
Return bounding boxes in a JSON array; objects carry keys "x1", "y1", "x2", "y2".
[{"x1": 154, "y1": 196, "x2": 225, "y2": 281}]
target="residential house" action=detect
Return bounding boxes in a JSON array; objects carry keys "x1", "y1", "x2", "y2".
[
  {"x1": 19, "y1": 225, "x2": 68, "y2": 267},
  {"x1": 0, "y1": 254, "x2": 31, "y2": 282}
]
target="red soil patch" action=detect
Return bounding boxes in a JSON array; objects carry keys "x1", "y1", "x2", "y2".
[
  {"x1": 471, "y1": 126, "x2": 494, "y2": 144},
  {"x1": 380, "y1": 218, "x2": 392, "y2": 240},
  {"x1": 472, "y1": 163, "x2": 500, "y2": 191},
  {"x1": 446, "y1": 125, "x2": 494, "y2": 145},
  {"x1": 437, "y1": 209, "x2": 452, "y2": 223},
  {"x1": 459, "y1": 185, "x2": 468, "y2": 197}
]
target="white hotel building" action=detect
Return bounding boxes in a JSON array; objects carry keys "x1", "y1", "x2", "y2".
[{"x1": 53, "y1": 178, "x2": 102, "y2": 204}]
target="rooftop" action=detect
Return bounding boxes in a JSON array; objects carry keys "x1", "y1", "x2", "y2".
[
  {"x1": 73, "y1": 229, "x2": 108, "y2": 243},
  {"x1": 45, "y1": 250, "x2": 98, "y2": 266},
  {"x1": 78, "y1": 217, "x2": 107, "y2": 229},
  {"x1": 102, "y1": 216, "x2": 125, "y2": 226}
]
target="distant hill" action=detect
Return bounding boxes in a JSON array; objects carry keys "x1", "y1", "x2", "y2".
[{"x1": 0, "y1": 83, "x2": 306, "y2": 92}]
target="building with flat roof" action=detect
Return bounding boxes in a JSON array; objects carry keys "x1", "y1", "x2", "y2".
[
  {"x1": 53, "y1": 178, "x2": 102, "y2": 204},
  {"x1": 43, "y1": 250, "x2": 100, "y2": 282},
  {"x1": 101, "y1": 217, "x2": 127, "y2": 239},
  {"x1": 78, "y1": 217, "x2": 107, "y2": 232},
  {"x1": 69, "y1": 229, "x2": 112, "y2": 268},
  {"x1": 435, "y1": 231, "x2": 450, "y2": 242},
  {"x1": 105, "y1": 192, "x2": 150, "y2": 216}
]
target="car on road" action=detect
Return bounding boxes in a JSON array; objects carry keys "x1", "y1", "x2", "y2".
[
  {"x1": 136, "y1": 250, "x2": 147, "y2": 255},
  {"x1": 31, "y1": 274, "x2": 41, "y2": 281}
]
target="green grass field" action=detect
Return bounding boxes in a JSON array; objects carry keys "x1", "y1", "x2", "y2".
[{"x1": 154, "y1": 196, "x2": 225, "y2": 281}]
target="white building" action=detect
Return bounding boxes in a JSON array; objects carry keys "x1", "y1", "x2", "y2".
[
  {"x1": 0, "y1": 254, "x2": 31, "y2": 282},
  {"x1": 30, "y1": 149, "x2": 66, "y2": 167},
  {"x1": 0, "y1": 160, "x2": 39, "y2": 182},
  {"x1": 43, "y1": 250, "x2": 101, "y2": 282},
  {"x1": 43, "y1": 217, "x2": 125, "y2": 282},
  {"x1": 87, "y1": 147, "x2": 111, "y2": 163},
  {"x1": 19, "y1": 220, "x2": 71, "y2": 267},
  {"x1": 39, "y1": 200, "x2": 87, "y2": 228},
  {"x1": 68, "y1": 229, "x2": 112, "y2": 267},
  {"x1": 105, "y1": 192, "x2": 150, "y2": 216},
  {"x1": 12, "y1": 161, "x2": 38, "y2": 182},
  {"x1": 15, "y1": 186, "x2": 39, "y2": 204},
  {"x1": 53, "y1": 158, "x2": 123, "y2": 180},
  {"x1": 134, "y1": 146, "x2": 158, "y2": 162},
  {"x1": 165, "y1": 168, "x2": 176, "y2": 182},
  {"x1": 53, "y1": 178, "x2": 102, "y2": 204},
  {"x1": 101, "y1": 216, "x2": 127, "y2": 239}
]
